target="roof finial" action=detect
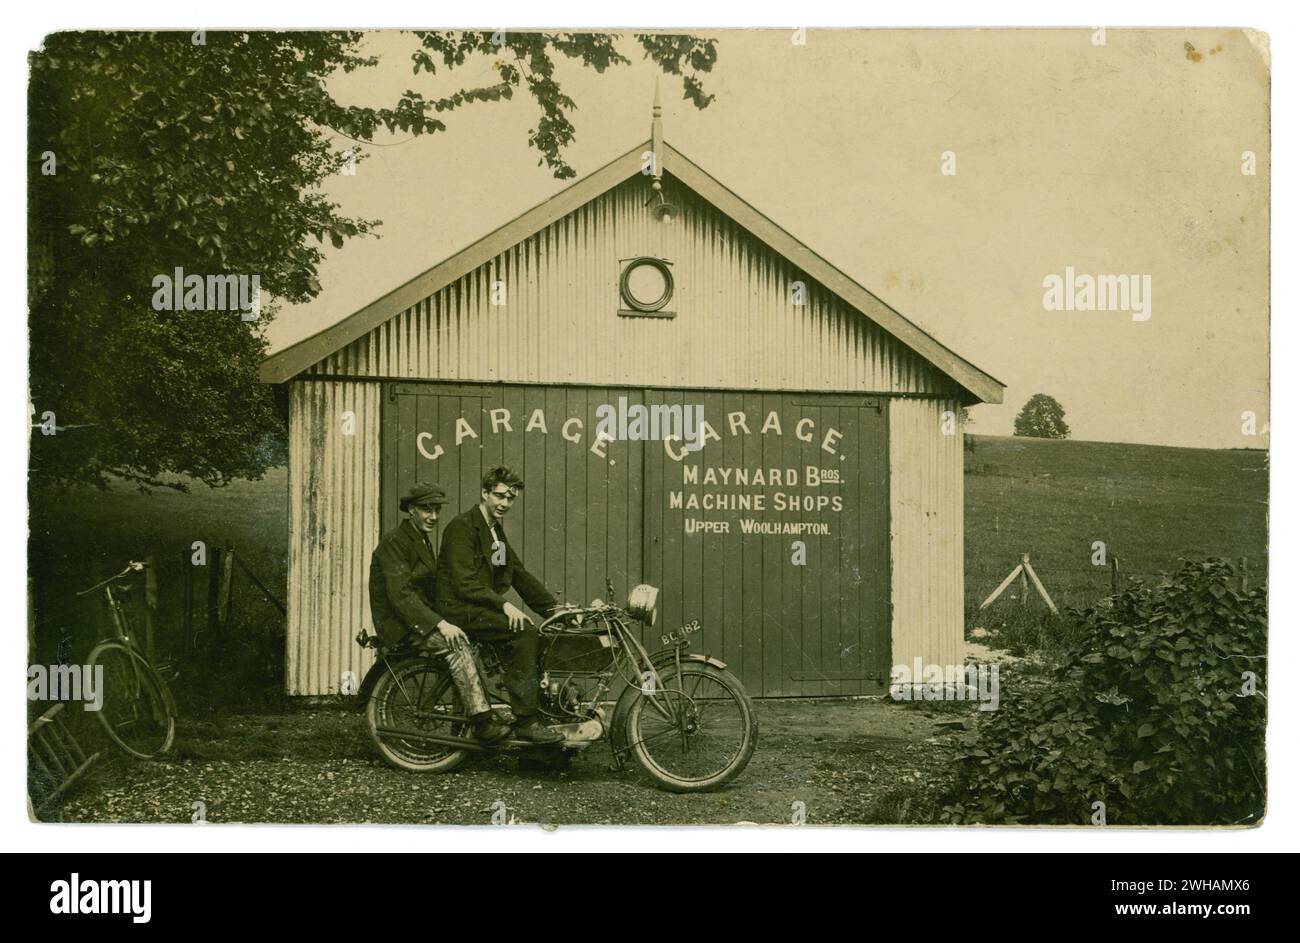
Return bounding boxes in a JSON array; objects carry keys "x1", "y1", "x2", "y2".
[
  {"x1": 647, "y1": 75, "x2": 677, "y2": 222},
  {"x1": 651, "y1": 75, "x2": 664, "y2": 180}
]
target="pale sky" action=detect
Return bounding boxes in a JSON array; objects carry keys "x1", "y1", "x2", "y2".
[{"x1": 267, "y1": 28, "x2": 1270, "y2": 449}]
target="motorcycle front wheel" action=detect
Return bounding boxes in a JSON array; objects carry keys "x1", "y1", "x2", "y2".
[
  {"x1": 625, "y1": 663, "x2": 757, "y2": 793},
  {"x1": 366, "y1": 657, "x2": 469, "y2": 774}
]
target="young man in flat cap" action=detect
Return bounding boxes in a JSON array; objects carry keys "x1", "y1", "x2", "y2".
[
  {"x1": 369, "y1": 481, "x2": 511, "y2": 744},
  {"x1": 437, "y1": 466, "x2": 564, "y2": 744}
]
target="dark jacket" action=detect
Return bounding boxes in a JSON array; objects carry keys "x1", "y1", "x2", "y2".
[
  {"x1": 369, "y1": 519, "x2": 444, "y2": 645},
  {"x1": 436, "y1": 507, "x2": 557, "y2": 629}
]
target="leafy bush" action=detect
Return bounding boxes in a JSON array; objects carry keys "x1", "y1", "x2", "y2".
[{"x1": 943, "y1": 560, "x2": 1266, "y2": 825}]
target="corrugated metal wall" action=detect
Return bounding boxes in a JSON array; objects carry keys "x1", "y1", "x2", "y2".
[
  {"x1": 287, "y1": 379, "x2": 382, "y2": 695},
  {"x1": 888, "y1": 397, "x2": 965, "y2": 673},
  {"x1": 306, "y1": 176, "x2": 953, "y2": 397}
]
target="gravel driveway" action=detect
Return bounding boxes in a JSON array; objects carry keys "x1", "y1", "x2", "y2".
[{"x1": 43, "y1": 698, "x2": 968, "y2": 826}]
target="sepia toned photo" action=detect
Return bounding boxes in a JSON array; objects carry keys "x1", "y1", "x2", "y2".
[{"x1": 26, "y1": 27, "x2": 1269, "y2": 828}]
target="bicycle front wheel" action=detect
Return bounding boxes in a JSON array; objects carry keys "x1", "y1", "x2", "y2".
[
  {"x1": 87, "y1": 641, "x2": 176, "y2": 759},
  {"x1": 626, "y1": 662, "x2": 757, "y2": 793}
]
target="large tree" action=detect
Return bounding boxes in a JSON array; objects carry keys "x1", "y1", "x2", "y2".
[
  {"x1": 29, "y1": 30, "x2": 717, "y2": 490},
  {"x1": 1013, "y1": 393, "x2": 1071, "y2": 439}
]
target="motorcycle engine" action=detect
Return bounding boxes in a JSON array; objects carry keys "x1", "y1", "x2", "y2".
[
  {"x1": 555, "y1": 679, "x2": 584, "y2": 714},
  {"x1": 542, "y1": 675, "x2": 599, "y2": 720}
]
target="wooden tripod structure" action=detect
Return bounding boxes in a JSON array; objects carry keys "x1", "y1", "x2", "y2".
[{"x1": 979, "y1": 553, "x2": 1058, "y2": 615}]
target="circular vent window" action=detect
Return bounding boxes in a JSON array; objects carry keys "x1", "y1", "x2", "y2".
[{"x1": 620, "y1": 257, "x2": 674, "y2": 313}]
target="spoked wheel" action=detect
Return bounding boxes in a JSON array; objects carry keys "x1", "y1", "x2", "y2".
[
  {"x1": 366, "y1": 657, "x2": 469, "y2": 773},
  {"x1": 87, "y1": 641, "x2": 176, "y2": 759},
  {"x1": 626, "y1": 663, "x2": 757, "y2": 792}
]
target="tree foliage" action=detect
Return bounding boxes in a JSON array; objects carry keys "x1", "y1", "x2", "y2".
[
  {"x1": 1013, "y1": 392, "x2": 1070, "y2": 439},
  {"x1": 943, "y1": 560, "x2": 1266, "y2": 825},
  {"x1": 29, "y1": 30, "x2": 717, "y2": 490}
]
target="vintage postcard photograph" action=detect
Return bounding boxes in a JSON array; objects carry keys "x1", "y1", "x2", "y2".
[{"x1": 26, "y1": 26, "x2": 1269, "y2": 828}]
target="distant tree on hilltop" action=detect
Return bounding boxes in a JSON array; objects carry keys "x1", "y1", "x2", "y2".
[{"x1": 1014, "y1": 394, "x2": 1070, "y2": 439}]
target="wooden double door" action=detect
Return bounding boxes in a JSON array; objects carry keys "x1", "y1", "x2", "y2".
[{"x1": 382, "y1": 381, "x2": 890, "y2": 696}]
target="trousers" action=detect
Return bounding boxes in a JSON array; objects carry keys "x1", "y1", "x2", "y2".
[
  {"x1": 460, "y1": 617, "x2": 541, "y2": 717},
  {"x1": 418, "y1": 631, "x2": 491, "y2": 717}
]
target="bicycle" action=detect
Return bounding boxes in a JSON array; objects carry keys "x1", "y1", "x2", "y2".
[{"x1": 77, "y1": 561, "x2": 176, "y2": 759}]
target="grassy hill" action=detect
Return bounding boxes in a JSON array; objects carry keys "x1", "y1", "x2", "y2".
[{"x1": 964, "y1": 435, "x2": 1268, "y2": 643}]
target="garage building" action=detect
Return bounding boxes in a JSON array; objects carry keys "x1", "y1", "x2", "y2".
[{"x1": 261, "y1": 117, "x2": 1004, "y2": 697}]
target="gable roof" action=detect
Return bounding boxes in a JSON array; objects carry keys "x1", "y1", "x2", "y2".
[{"x1": 260, "y1": 140, "x2": 1004, "y2": 404}]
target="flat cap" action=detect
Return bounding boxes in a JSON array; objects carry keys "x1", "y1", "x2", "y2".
[{"x1": 399, "y1": 481, "x2": 448, "y2": 511}]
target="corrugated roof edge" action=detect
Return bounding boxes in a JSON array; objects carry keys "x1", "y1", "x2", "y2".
[{"x1": 259, "y1": 138, "x2": 1005, "y2": 405}]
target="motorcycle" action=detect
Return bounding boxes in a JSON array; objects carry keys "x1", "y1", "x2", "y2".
[{"x1": 355, "y1": 582, "x2": 758, "y2": 793}]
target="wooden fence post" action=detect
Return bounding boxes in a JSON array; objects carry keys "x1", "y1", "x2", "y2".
[
  {"x1": 980, "y1": 554, "x2": 1058, "y2": 615},
  {"x1": 223, "y1": 548, "x2": 236, "y2": 634},
  {"x1": 181, "y1": 545, "x2": 193, "y2": 651},
  {"x1": 1021, "y1": 555, "x2": 1059, "y2": 616},
  {"x1": 207, "y1": 546, "x2": 222, "y2": 651},
  {"x1": 89, "y1": 559, "x2": 108, "y2": 651},
  {"x1": 142, "y1": 554, "x2": 157, "y2": 663}
]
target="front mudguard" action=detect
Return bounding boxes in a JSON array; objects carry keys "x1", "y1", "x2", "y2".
[{"x1": 607, "y1": 648, "x2": 728, "y2": 760}]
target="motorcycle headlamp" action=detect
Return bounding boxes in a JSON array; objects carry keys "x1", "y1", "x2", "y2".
[{"x1": 627, "y1": 584, "x2": 659, "y2": 625}]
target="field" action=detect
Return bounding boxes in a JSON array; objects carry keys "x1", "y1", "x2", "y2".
[{"x1": 963, "y1": 435, "x2": 1268, "y2": 650}]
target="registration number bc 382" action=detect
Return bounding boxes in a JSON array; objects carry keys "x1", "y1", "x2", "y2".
[{"x1": 660, "y1": 620, "x2": 702, "y2": 646}]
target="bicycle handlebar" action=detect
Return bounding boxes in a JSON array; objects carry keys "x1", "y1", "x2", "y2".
[{"x1": 75, "y1": 560, "x2": 148, "y2": 597}]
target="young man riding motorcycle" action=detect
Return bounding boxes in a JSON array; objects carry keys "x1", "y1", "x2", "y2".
[
  {"x1": 436, "y1": 466, "x2": 565, "y2": 745},
  {"x1": 368, "y1": 481, "x2": 512, "y2": 744}
]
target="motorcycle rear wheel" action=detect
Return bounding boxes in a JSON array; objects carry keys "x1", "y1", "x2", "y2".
[
  {"x1": 367, "y1": 657, "x2": 469, "y2": 774},
  {"x1": 625, "y1": 663, "x2": 757, "y2": 793}
]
